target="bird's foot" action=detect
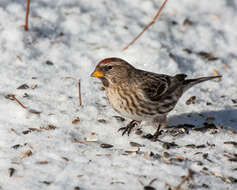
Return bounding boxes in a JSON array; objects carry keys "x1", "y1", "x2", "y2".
[
  {"x1": 151, "y1": 130, "x2": 162, "y2": 141},
  {"x1": 118, "y1": 120, "x2": 141, "y2": 136}
]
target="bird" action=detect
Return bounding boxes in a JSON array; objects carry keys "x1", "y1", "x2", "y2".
[{"x1": 91, "y1": 57, "x2": 221, "y2": 140}]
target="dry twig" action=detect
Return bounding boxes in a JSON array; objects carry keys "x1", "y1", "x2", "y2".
[
  {"x1": 78, "y1": 80, "x2": 82, "y2": 105},
  {"x1": 10, "y1": 94, "x2": 26, "y2": 109},
  {"x1": 173, "y1": 169, "x2": 194, "y2": 190},
  {"x1": 122, "y1": 0, "x2": 168, "y2": 51},
  {"x1": 24, "y1": 0, "x2": 30, "y2": 31}
]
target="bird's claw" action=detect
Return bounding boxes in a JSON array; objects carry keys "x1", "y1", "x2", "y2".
[{"x1": 118, "y1": 120, "x2": 139, "y2": 136}]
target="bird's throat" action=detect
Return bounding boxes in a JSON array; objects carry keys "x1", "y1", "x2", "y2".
[{"x1": 101, "y1": 77, "x2": 109, "y2": 87}]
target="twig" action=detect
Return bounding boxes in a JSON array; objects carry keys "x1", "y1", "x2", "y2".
[
  {"x1": 122, "y1": 0, "x2": 168, "y2": 51},
  {"x1": 24, "y1": 0, "x2": 31, "y2": 31},
  {"x1": 149, "y1": 178, "x2": 158, "y2": 185},
  {"x1": 10, "y1": 94, "x2": 27, "y2": 109},
  {"x1": 78, "y1": 80, "x2": 82, "y2": 105},
  {"x1": 173, "y1": 169, "x2": 194, "y2": 190}
]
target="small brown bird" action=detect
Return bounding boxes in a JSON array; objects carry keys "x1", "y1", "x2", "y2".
[{"x1": 91, "y1": 57, "x2": 221, "y2": 140}]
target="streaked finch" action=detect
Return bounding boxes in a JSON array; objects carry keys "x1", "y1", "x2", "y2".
[{"x1": 91, "y1": 58, "x2": 221, "y2": 140}]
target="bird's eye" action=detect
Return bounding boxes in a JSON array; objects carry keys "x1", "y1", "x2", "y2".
[{"x1": 105, "y1": 66, "x2": 113, "y2": 71}]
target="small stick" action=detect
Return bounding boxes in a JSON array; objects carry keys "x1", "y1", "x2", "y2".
[
  {"x1": 122, "y1": 0, "x2": 168, "y2": 51},
  {"x1": 10, "y1": 94, "x2": 27, "y2": 109},
  {"x1": 24, "y1": 0, "x2": 31, "y2": 31},
  {"x1": 174, "y1": 169, "x2": 194, "y2": 190},
  {"x1": 149, "y1": 178, "x2": 158, "y2": 186},
  {"x1": 78, "y1": 80, "x2": 82, "y2": 105}
]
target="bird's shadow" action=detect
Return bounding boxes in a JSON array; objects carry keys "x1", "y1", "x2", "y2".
[{"x1": 167, "y1": 108, "x2": 237, "y2": 131}]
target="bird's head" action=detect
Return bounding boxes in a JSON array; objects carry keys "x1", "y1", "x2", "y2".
[{"x1": 91, "y1": 57, "x2": 134, "y2": 87}]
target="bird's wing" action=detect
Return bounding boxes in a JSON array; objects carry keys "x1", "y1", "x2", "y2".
[
  {"x1": 139, "y1": 72, "x2": 171, "y2": 102},
  {"x1": 139, "y1": 72, "x2": 187, "y2": 102}
]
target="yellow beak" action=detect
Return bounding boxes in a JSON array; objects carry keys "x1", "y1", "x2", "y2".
[{"x1": 91, "y1": 70, "x2": 104, "y2": 78}]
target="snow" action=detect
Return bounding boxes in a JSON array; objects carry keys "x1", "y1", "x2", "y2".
[{"x1": 0, "y1": 0, "x2": 237, "y2": 189}]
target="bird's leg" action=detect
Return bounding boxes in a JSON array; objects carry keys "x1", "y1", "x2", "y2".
[
  {"x1": 152, "y1": 116, "x2": 167, "y2": 141},
  {"x1": 118, "y1": 120, "x2": 141, "y2": 136}
]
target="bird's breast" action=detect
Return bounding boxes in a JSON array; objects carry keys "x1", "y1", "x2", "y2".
[{"x1": 105, "y1": 87, "x2": 157, "y2": 120}]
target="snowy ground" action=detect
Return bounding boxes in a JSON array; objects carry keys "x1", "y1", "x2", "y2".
[{"x1": 0, "y1": 0, "x2": 237, "y2": 189}]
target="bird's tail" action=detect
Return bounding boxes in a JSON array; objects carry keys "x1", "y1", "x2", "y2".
[{"x1": 183, "y1": 76, "x2": 222, "y2": 92}]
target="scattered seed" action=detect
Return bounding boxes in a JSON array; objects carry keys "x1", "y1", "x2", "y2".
[
  {"x1": 174, "y1": 155, "x2": 185, "y2": 161},
  {"x1": 36, "y1": 161, "x2": 49, "y2": 165},
  {"x1": 229, "y1": 158, "x2": 237, "y2": 162},
  {"x1": 100, "y1": 143, "x2": 113, "y2": 148},
  {"x1": 22, "y1": 130, "x2": 31, "y2": 135},
  {"x1": 90, "y1": 132, "x2": 96, "y2": 136},
  {"x1": 203, "y1": 153, "x2": 208, "y2": 159},
  {"x1": 111, "y1": 181, "x2": 125, "y2": 184},
  {"x1": 20, "y1": 149, "x2": 32, "y2": 158},
  {"x1": 28, "y1": 128, "x2": 40, "y2": 132},
  {"x1": 28, "y1": 109, "x2": 41, "y2": 115},
  {"x1": 72, "y1": 117, "x2": 80, "y2": 124},
  {"x1": 144, "y1": 151, "x2": 153, "y2": 160},
  {"x1": 96, "y1": 153, "x2": 111, "y2": 157},
  {"x1": 202, "y1": 183, "x2": 209, "y2": 188},
  {"x1": 171, "y1": 20, "x2": 178, "y2": 25},
  {"x1": 186, "y1": 96, "x2": 196, "y2": 105},
  {"x1": 144, "y1": 186, "x2": 156, "y2": 190},
  {"x1": 40, "y1": 181, "x2": 52, "y2": 185},
  {"x1": 31, "y1": 84, "x2": 38, "y2": 89},
  {"x1": 41, "y1": 125, "x2": 56, "y2": 130},
  {"x1": 45, "y1": 60, "x2": 54, "y2": 65},
  {"x1": 100, "y1": 87, "x2": 105, "y2": 91},
  {"x1": 196, "y1": 144, "x2": 206, "y2": 149},
  {"x1": 8, "y1": 168, "x2": 15, "y2": 177},
  {"x1": 135, "y1": 128, "x2": 143, "y2": 135},
  {"x1": 142, "y1": 134, "x2": 153, "y2": 139},
  {"x1": 151, "y1": 153, "x2": 161, "y2": 160},
  {"x1": 183, "y1": 18, "x2": 193, "y2": 26},
  {"x1": 98, "y1": 119, "x2": 106, "y2": 123},
  {"x1": 130, "y1": 142, "x2": 144, "y2": 147},
  {"x1": 206, "y1": 117, "x2": 215, "y2": 122},
  {"x1": 185, "y1": 144, "x2": 196, "y2": 148},
  {"x1": 23, "y1": 93, "x2": 30, "y2": 98},
  {"x1": 61, "y1": 156, "x2": 69, "y2": 161},
  {"x1": 197, "y1": 51, "x2": 219, "y2": 61},
  {"x1": 183, "y1": 48, "x2": 192, "y2": 54},
  {"x1": 113, "y1": 116, "x2": 125, "y2": 122},
  {"x1": 228, "y1": 177, "x2": 237, "y2": 183},
  {"x1": 17, "y1": 84, "x2": 29, "y2": 89},
  {"x1": 162, "y1": 152, "x2": 170, "y2": 158},
  {"x1": 11, "y1": 144, "x2": 22, "y2": 149},
  {"x1": 125, "y1": 147, "x2": 139, "y2": 153},
  {"x1": 85, "y1": 137, "x2": 97, "y2": 142},
  {"x1": 206, "y1": 102, "x2": 212, "y2": 106},
  {"x1": 162, "y1": 142, "x2": 178, "y2": 149},
  {"x1": 195, "y1": 161, "x2": 203, "y2": 166},
  {"x1": 232, "y1": 99, "x2": 237, "y2": 104},
  {"x1": 224, "y1": 141, "x2": 237, "y2": 147},
  {"x1": 74, "y1": 138, "x2": 84, "y2": 144}
]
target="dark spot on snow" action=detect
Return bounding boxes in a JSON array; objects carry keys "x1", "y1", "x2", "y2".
[
  {"x1": 144, "y1": 186, "x2": 156, "y2": 190},
  {"x1": 183, "y1": 18, "x2": 193, "y2": 26},
  {"x1": 113, "y1": 116, "x2": 125, "y2": 122},
  {"x1": 17, "y1": 84, "x2": 29, "y2": 89},
  {"x1": 100, "y1": 143, "x2": 113, "y2": 148},
  {"x1": 45, "y1": 60, "x2": 54, "y2": 65}
]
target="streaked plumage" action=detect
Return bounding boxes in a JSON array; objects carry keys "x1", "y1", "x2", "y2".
[{"x1": 91, "y1": 57, "x2": 221, "y2": 140}]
